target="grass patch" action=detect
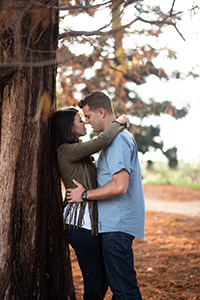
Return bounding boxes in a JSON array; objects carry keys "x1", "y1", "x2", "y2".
[{"x1": 141, "y1": 160, "x2": 200, "y2": 190}]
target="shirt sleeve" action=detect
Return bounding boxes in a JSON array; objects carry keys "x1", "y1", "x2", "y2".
[
  {"x1": 58, "y1": 122, "x2": 125, "y2": 162},
  {"x1": 105, "y1": 132, "x2": 133, "y2": 176}
]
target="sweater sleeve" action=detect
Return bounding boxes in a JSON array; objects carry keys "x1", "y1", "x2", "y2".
[{"x1": 57, "y1": 122, "x2": 124, "y2": 162}]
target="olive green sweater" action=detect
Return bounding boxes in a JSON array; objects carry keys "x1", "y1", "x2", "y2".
[{"x1": 57, "y1": 122, "x2": 124, "y2": 235}]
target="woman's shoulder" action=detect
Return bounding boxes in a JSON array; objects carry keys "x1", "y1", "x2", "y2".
[
  {"x1": 57, "y1": 143, "x2": 75, "y2": 160},
  {"x1": 57, "y1": 142, "x2": 79, "y2": 152},
  {"x1": 57, "y1": 141, "x2": 88, "y2": 162}
]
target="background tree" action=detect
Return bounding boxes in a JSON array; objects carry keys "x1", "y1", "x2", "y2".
[
  {"x1": 0, "y1": 0, "x2": 74, "y2": 299},
  {"x1": 57, "y1": 0, "x2": 199, "y2": 167}
]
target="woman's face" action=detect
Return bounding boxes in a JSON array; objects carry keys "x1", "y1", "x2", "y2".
[{"x1": 72, "y1": 112, "x2": 87, "y2": 138}]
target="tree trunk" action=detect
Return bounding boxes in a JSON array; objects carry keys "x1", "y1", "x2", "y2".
[{"x1": 0, "y1": 1, "x2": 75, "y2": 299}]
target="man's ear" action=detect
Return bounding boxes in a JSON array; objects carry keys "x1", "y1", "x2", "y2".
[{"x1": 98, "y1": 108, "x2": 106, "y2": 118}]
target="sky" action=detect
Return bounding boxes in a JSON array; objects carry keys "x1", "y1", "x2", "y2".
[
  {"x1": 122, "y1": 1, "x2": 200, "y2": 163},
  {"x1": 60, "y1": 1, "x2": 200, "y2": 163},
  {"x1": 147, "y1": 2, "x2": 200, "y2": 163}
]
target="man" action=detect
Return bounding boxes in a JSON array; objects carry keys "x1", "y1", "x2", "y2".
[{"x1": 67, "y1": 91, "x2": 145, "y2": 300}]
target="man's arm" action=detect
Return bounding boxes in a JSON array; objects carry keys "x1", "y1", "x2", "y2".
[{"x1": 66, "y1": 169, "x2": 129, "y2": 203}]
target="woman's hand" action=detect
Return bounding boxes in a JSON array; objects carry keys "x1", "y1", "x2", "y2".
[
  {"x1": 116, "y1": 114, "x2": 130, "y2": 128},
  {"x1": 66, "y1": 179, "x2": 85, "y2": 203}
]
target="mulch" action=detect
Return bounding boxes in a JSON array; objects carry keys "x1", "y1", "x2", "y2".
[
  {"x1": 143, "y1": 184, "x2": 200, "y2": 202},
  {"x1": 69, "y1": 185, "x2": 200, "y2": 300}
]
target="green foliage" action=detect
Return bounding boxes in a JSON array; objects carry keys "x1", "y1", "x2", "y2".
[
  {"x1": 142, "y1": 160, "x2": 200, "y2": 189},
  {"x1": 132, "y1": 125, "x2": 163, "y2": 154},
  {"x1": 163, "y1": 147, "x2": 178, "y2": 169}
]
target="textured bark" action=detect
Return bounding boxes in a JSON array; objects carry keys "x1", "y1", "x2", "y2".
[{"x1": 0, "y1": 1, "x2": 75, "y2": 299}]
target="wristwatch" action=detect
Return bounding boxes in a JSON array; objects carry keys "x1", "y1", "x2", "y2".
[
  {"x1": 112, "y1": 120, "x2": 124, "y2": 126},
  {"x1": 81, "y1": 190, "x2": 87, "y2": 201}
]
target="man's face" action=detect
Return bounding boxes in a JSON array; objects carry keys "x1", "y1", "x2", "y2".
[{"x1": 82, "y1": 104, "x2": 104, "y2": 133}]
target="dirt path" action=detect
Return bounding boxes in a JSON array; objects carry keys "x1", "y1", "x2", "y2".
[
  {"x1": 145, "y1": 197, "x2": 200, "y2": 216},
  {"x1": 144, "y1": 185, "x2": 200, "y2": 217}
]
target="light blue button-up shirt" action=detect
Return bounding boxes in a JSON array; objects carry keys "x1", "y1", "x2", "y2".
[{"x1": 96, "y1": 129, "x2": 145, "y2": 239}]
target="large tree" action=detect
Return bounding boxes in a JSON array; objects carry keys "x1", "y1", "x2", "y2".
[
  {"x1": 0, "y1": 0, "x2": 74, "y2": 299},
  {"x1": 57, "y1": 0, "x2": 199, "y2": 167}
]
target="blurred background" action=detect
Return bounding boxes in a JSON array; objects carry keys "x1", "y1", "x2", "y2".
[{"x1": 57, "y1": 0, "x2": 200, "y2": 188}]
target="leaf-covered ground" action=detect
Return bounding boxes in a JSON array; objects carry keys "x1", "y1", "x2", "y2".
[{"x1": 69, "y1": 185, "x2": 200, "y2": 300}]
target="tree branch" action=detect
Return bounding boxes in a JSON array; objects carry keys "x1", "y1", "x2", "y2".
[
  {"x1": 170, "y1": 0, "x2": 176, "y2": 16},
  {"x1": 33, "y1": 0, "x2": 112, "y2": 11},
  {"x1": 137, "y1": 13, "x2": 185, "y2": 41},
  {"x1": 59, "y1": 10, "x2": 185, "y2": 40},
  {"x1": 173, "y1": 24, "x2": 186, "y2": 41},
  {"x1": 0, "y1": 56, "x2": 68, "y2": 68},
  {"x1": 59, "y1": 17, "x2": 139, "y2": 39}
]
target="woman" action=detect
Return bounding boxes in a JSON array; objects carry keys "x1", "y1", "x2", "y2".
[{"x1": 51, "y1": 107, "x2": 128, "y2": 300}]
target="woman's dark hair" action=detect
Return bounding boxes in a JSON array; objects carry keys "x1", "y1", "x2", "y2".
[{"x1": 50, "y1": 107, "x2": 78, "y2": 155}]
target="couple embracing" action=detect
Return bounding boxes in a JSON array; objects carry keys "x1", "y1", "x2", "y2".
[{"x1": 51, "y1": 91, "x2": 145, "y2": 300}]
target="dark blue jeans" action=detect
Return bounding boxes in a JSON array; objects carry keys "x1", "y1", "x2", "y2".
[
  {"x1": 65, "y1": 226, "x2": 108, "y2": 295},
  {"x1": 101, "y1": 232, "x2": 142, "y2": 300}
]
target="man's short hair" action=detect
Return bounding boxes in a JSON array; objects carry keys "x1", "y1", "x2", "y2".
[{"x1": 79, "y1": 91, "x2": 114, "y2": 114}]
